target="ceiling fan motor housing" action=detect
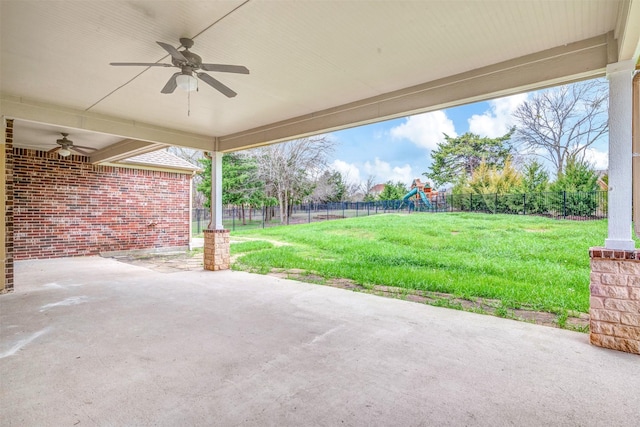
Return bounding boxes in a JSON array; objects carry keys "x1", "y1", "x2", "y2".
[{"x1": 172, "y1": 50, "x2": 202, "y2": 69}]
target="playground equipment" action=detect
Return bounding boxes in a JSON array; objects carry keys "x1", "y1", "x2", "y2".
[{"x1": 401, "y1": 179, "x2": 438, "y2": 210}]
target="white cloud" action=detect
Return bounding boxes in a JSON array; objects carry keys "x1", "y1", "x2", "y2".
[
  {"x1": 390, "y1": 111, "x2": 456, "y2": 150},
  {"x1": 583, "y1": 147, "x2": 608, "y2": 170},
  {"x1": 363, "y1": 157, "x2": 414, "y2": 186},
  {"x1": 468, "y1": 93, "x2": 528, "y2": 137},
  {"x1": 330, "y1": 159, "x2": 362, "y2": 185}
]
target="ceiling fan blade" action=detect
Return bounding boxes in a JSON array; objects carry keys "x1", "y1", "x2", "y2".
[
  {"x1": 110, "y1": 62, "x2": 173, "y2": 67},
  {"x1": 47, "y1": 147, "x2": 60, "y2": 154},
  {"x1": 71, "y1": 147, "x2": 91, "y2": 156},
  {"x1": 156, "y1": 41, "x2": 187, "y2": 63},
  {"x1": 200, "y1": 64, "x2": 250, "y2": 74},
  {"x1": 161, "y1": 72, "x2": 181, "y2": 94},
  {"x1": 197, "y1": 72, "x2": 237, "y2": 98}
]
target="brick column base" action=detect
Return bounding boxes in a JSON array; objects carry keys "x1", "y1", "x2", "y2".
[
  {"x1": 203, "y1": 229, "x2": 230, "y2": 271},
  {"x1": 589, "y1": 247, "x2": 640, "y2": 355}
]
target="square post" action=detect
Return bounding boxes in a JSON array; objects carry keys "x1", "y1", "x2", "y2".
[
  {"x1": 204, "y1": 151, "x2": 229, "y2": 271},
  {"x1": 605, "y1": 60, "x2": 635, "y2": 250},
  {"x1": 589, "y1": 60, "x2": 639, "y2": 354},
  {"x1": 1, "y1": 118, "x2": 13, "y2": 293}
]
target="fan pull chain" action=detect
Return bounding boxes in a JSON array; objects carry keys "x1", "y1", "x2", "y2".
[{"x1": 188, "y1": 87, "x2": 191, "y2": 117}]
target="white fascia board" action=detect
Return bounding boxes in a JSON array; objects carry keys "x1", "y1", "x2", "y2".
[
  {"x1": 218, "y1": 34, "x2": 611, "y2": 152},
  {"x1": 89, "y1": 139, "x2": 166, "y2": 164}
]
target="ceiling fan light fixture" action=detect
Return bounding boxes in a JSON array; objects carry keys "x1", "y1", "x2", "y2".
[
  {"x1": 58, "y1": 147, "x2": 71, "y2": 157},
  {"x1": 176, "y1": 74, "x2": 197, "y2": 92}
]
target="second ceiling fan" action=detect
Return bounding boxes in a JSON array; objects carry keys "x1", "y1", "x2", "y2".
[{"x1": 110, "y1": 38, "x2": 249, "y2": 97}]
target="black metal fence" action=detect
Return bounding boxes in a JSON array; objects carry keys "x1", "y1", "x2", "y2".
[{"x1": 192, "y1": 190, "x2": 607, "y2": 233}]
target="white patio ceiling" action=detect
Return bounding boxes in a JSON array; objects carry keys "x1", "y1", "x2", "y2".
[{"x1": 1, "y1": 0, "x2": 639, "y2": 162}]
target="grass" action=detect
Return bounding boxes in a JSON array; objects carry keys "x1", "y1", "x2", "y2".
[
  {"x1": 230, "y1": 240, "x2": 274, "y2": 255},
  {"x1": 229, "y1": 212, "x2": 634, "y2": 315}
]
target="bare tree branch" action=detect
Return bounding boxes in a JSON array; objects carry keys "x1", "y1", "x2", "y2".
[
  {"x1": 250, "y1": 137, "x2": 336, "y2": 224},
  {"x1": 513, "y1": 79, "x2": 608, "y2": 176}
]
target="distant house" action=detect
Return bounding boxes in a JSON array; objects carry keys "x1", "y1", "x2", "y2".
[
  {"x1": 595, "y1": 169, "x2": 608, "y2": 191},
  {"x1": 370, "y1": 183, "x2": 386, "y2": 197}
]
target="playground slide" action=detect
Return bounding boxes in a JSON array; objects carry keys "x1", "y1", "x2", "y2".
[
  {"x1": 402, "y1": 188, "x2": 432, "y2": 209},
  {"x1": 403, "y1": 188, "x2": 418, "y2": 200},
  {"x1": 418, "y1": 190, "x2": 432, "y2": 208}
]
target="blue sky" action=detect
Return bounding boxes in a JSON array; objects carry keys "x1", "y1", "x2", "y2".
[{"x1": 326, "y1": 92, "x2": 609, "y2": 188}]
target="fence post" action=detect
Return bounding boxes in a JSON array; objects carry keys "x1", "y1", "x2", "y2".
[
  {"x1": 262, "y1": 206, "x2": 265, "y2": 228},
  {"x1": 342, "y1": 202, "x2": 345, "y2": 218},
  {"x1": 308, "y1": 202, "x2": 311, "y2": 223},
  {"x1": 367, "y1": 202, "x2": 370, "y2": 216},
  {"x1": 356, "y1": 202, "x2": 359, "y2": 217},
  {"x1": 231, "y1": 207, "x2": 235, "y2": 231},
  {"x1": 563, "y1": 191, "x2": 567, "y2": 218},
  {"x1": 522, "y1": 193, "x2": 526, "y2": 215},
  {"x1": 327, "y1": 203, "x2": 330, "y2": 221}
]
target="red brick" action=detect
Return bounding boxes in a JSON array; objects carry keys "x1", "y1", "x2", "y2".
[{"x1": 12, "y1": 149, "x2": 191, "y2": 260}]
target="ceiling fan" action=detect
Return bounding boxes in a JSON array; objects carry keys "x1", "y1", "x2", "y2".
[
  {"x1": 48, "y1": 133, "x2": 95, "y2": 157},
  {"x1": 110, "y1": 37, "x2": 249, "y2": 97}
]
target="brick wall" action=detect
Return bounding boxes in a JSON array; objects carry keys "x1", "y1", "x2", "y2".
[
  {"x1": 589, "y1": 247, "x2": 640, "y2": 355},
  {"x1": 13, "y1": 148, "x2": 191, "y2": 260}
]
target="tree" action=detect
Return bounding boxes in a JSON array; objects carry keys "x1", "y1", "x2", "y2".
[
  {"x1": 166, "y1": 147, "x2": 206, "y2": 208},
  {"x1": 378, "y1": 181, "x2": 408, "y2": 201},
  {"x1": 466, "y1": 158, "x2": 522, "y2": 195},
  {"x1": 197, "y1": 153, "x2": 265, "y2": 224},
  {"x1": 424, "y1": 130, "x2": 515, "y2": 187},
  {"x1": 550, "y1": 156, "x2": 600, "y2": 216},
  {"x1": 520, "y1": 159, "x2": 550, "y2": 214},
  {"x1": 520, "y1": 159, "x2": 549, "y2": 193},
  {"x1": 311, "y1": 170, "x2": 346, "y2": 203},
  {"x1": 512, "y1": 79, "x2": 608, "y2": 177},
  {"x1": 252, "y1": 136, "x2": 336, "y2": 224},
  {"x1": 551, "y1": 157, "x2": 599, "y2": 193},
  {"x1": 361, "y1": 175, "x2": 377, "y2": 202}
]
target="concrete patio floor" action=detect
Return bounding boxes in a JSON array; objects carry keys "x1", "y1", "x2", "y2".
[{"x1": 1, "y1": 257, "x2": 638, "y2": 426}]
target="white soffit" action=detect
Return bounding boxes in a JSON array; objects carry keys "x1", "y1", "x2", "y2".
[{"x1": 0, "y1": 0, "x2": 635, "y2": 154}]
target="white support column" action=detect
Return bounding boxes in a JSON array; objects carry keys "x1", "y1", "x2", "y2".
[
  {"x1": 605, "y1": 60, "x2": 636, "y2": 250},
  {"x1": 210, "y1": 151, "x2": 224, "y2": 230}
]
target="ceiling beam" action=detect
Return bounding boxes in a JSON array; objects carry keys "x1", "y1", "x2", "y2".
[
  {"x1": 615, "y1": 0, "x2": 640, "y2": 62},
  {"x1": 218, "y1": 33, "x2": 611, "y2": 152},
  {"x1": 0, "y1": 95, "x2": 215, "y2": 151},
  {"x1": 89, "y1": 139, "x2": 167, "y2": 164}
]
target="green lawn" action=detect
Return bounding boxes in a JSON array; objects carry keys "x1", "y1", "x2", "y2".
[{"x1": 230, "y1": 213, "x2": 632, "y2": 315}]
